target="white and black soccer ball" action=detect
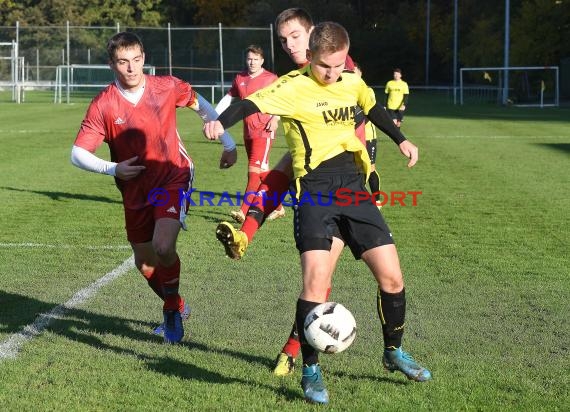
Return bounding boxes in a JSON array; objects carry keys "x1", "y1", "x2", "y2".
[{"x1": 303, "y1": 302, "x2": 357, "y2": 354}]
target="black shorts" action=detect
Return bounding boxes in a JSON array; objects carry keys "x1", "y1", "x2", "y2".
[
  {"x1": 290, "y1": 152, "x2": 394, "y2": 259},
  {"x1": 386, "y1": 109, "x2": 404, "y2": 122},
  {"x1": 366, "y1": 138, "x2": 377, "y2": 164}
]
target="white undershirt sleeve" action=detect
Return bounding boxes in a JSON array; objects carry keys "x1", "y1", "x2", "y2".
[
  {"x1": 215, "y1": 93, "x2": 235, "y2": 114},
  {"x1": 193, "y1": 93, "x2": 236, "y2": 152},
  {"x1": 71, "y1": 145, "x2": 117, "y2": 176}
]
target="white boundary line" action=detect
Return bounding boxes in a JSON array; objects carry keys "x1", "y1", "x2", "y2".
[
  {"x1": 0, "y1": 243, "x2": 131, "y2": 250},
  {"x1": 0, "y1": 255, "x2": 135, "y2": 360}
]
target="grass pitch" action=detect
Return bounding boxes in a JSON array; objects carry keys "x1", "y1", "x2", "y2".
[{"x1": 0, "y1": 93, "x2": 568, "y2": 410}]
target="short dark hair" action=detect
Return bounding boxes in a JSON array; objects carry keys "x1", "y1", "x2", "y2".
[
  {"x1": 245, "y1": 44, "x2": 265, "y2": 58},
  {"x1": 309, "y1": 22, "x2": 350, "y2": 55},
  {"x1": 107, "y1": 32, "x2": 144, "y2": 61},
  {"x1": 275, "y1": 8, "x2": 314, "y2": 32},
  {"x1": 393, "y1": 68, "x2": 402, "y2": 74}
]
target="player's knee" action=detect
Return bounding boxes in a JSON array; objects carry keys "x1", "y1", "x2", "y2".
[
  {"x1": 378, "y1": 274, "x2": 404, "y2": 294},
  {"x1": 248, "y1": 165, "x2": 262, "y2": 174},
  {"x1": 303, "y1": 267, "x2": 332, "y2": 297},
  {"x1": 152, "y1": 240, "x2": 176, "y2": 261}
]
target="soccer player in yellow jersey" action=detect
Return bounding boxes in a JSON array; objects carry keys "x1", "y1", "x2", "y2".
[
  {"x1": 385, "y1": 68, "x2": 409, "y2": 128},
  {"x1": 204, "y1": 22, "x2": 431, "y2": 405},
  {"x1": 216, "y1": 8, "x2": 360, "y2": 378}
]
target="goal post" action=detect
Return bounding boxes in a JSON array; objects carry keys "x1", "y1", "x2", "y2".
[
  {"x1": 459, "y1": 66, "x2": 559, "y2": 107},
  {"x1": 54, "y1": 64, "x2": 156, "y2": 103},
  {"x1": 0, "y1": 40, "x2": 24, "y2": 103}
]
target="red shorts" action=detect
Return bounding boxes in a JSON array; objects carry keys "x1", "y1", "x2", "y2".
[
  {"x1": 124, "y1": 186, "x2": 191, "y2": 244},
  {"x1": 244, "y1": 130, "x2": 275, "y2": 171}
]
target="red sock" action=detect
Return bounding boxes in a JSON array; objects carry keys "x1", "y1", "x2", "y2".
[
  {"x1": 260, "y1": 169, "x2": 290, "y2": 217},
  {"x1": 240, "y1": 169, "x2": 290, "y2": 243},
  {"x1": 140, "y1": 267, "x2": 164, "y2": 300},
  {"x1": 240, "y1": 172, "x2": 262, "y2": 215},
  {"x1": 157, "y1": 256, "x2": 182, "y2": 311},
  {"x1": 259, "y1": 170, "x2": 270, "y2": 181},
  {"x1": 282, "y1": 335, "x2": 301, "y2": 358},
  {"x1": 241, "y1": 216, "x2": 259, "y2": 243}
]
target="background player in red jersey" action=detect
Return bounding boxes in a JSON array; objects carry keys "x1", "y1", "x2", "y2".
[
  {"x1": 215, "y1": 45, "x2": 284, "y2": 224},
  {"x1": 71, "y1": 32, "x2": 236, "y2": 344}
]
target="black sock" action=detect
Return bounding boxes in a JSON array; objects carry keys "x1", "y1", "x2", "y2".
[
  {"x1": 288, "y1": 322, "x2": 299, "y2": 341},
  {"x1": 296, "y1": 298, "x2": 320, "y2": 365},
  {"x1": 376, "y1": 287, "x2": 406, "y2": 350}
]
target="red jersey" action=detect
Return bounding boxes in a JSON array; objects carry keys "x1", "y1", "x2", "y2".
[
  {"x1": 228, "y1": 69, "x2": 278, "y2": 138},
  {"x1": 74, "y1": 75, "x2": 195, "y2": 210}
]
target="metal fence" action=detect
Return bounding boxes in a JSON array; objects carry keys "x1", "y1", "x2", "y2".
[{"x1": 0, "y1": 22, "x2": 274, "y2": 103}]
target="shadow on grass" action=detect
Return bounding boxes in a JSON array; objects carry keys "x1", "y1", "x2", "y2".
[
  {"x1": 534, "y1": 143, "x2": 570, "y2": 154},
  {"x1": 1, "y1": 186, "x2": 121, "y2": 204},
  {"x1": 0, "y1": 290, "x2": 299, "y2": 401},
  {"x1": 187, "y1": 207, "x2": 234, "y2": 223},
  {"x1": 332, "y1": 369, "x2": 409, "y2": 386}
]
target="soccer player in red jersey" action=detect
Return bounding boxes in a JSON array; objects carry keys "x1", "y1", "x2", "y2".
[
  {"x1": 71, "y1": 32, "x2": 236, "y2": 344},
  {"x1": 215, "y1": 45, "x2": 284, "y2": 225}
]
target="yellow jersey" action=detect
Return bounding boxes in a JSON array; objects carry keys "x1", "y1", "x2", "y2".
[
  {"x1": 384, "y1": 79, "x2": 409, "y2": 110},
  {"x1": 247, "y1": 66, "x2": 373, "y2": 180}
]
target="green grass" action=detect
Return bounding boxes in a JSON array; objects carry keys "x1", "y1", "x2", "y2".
[{"x1": 0, "y1": 96, "x2": 569, "y2": 411}]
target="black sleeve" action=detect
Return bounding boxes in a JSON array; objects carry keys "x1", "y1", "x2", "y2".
[
  {"x1": 217, "y1": 99, "x2": 261, "y2": 129},
  {"x1": 403, "y1": 94, "x2": 409, "y2": 106},
  {"x1": 366, "y1": 104, "x2": 406, "y2": 145}
]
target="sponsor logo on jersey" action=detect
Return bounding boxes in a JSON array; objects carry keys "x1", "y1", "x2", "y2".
[{"x1": 322, "y1": 106, "x2": 356, "y2": 125}]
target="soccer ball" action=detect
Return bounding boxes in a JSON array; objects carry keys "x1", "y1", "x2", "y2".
[{"x1": 303, "y1": 302, "x2": 357, "y2": 354}]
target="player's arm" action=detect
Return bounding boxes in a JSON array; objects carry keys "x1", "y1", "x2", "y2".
[
  {"x1": 190, "y1": 93, "x2": 238, "y2": 168},
  {"x1": 400, "y1": 94, "x2": 409, "y2": 110},
  {"x1": 366, "y1": 105, "x2": 418, "y2": 168},
  {"x1": 265, "y1": 115, "x2": 280, "y2": 132},
  {"x1": 72, "y1": 101, "x2": 146, "y2": 180},
  {"x1": 71, "y1": 145, "x2": 145, "y2": 180},
  {"x1": 401, "y1": 82, "x2": 410, "y2": 110},
  {"x1": 203, "y1": 99, "x2": 260, "y2": 140},
  {"x1": 214, "y1": 93, "x2": 236, "y2": 114}
]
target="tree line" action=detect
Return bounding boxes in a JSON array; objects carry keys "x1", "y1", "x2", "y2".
[{"x1": 1, "y1": 0, "x2": 568, "y2": 85}]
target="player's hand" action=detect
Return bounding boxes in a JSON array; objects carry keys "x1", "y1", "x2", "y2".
[
  {"x1": 398, "y1": 140, "x2": 418, "y2": 168},
  {"x1": 203, "y1": 120, "x2": 225, "y2": 140},
  {"x1": 219, "y1": 147, "x2": 237, "y2": 169},
  {"x1": 400, "y1": 104, "x2": 406, "y2": 111},
  {"x1": 115, "y1": 156, "x2": 146, "y2": 181},
  {"x1": 265, "y1": 116, "x2": 280, "y2": 133}
]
